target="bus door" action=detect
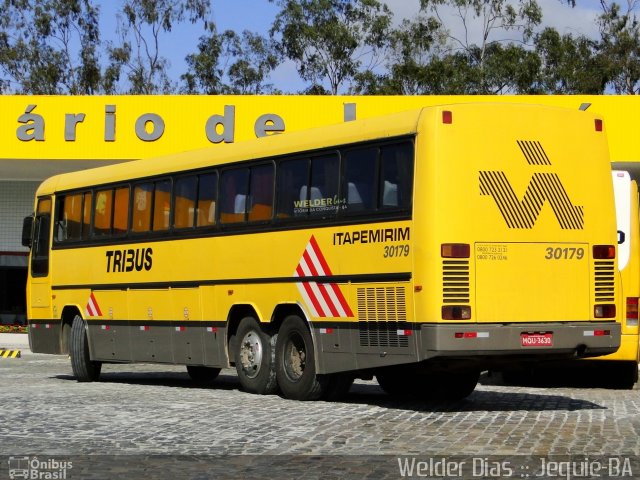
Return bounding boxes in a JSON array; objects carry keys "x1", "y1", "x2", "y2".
[{"x1": 29, "y1": 197, "x2": 53, "y2": 317}]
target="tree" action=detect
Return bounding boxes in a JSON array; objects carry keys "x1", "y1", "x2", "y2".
[
  {"x1": 182, "y1": 27, "x2": 280, "y2": 94},
  {"x1": 107, "y1": 0, "x2": 211, "y2": 94},
  {"x1": 269, "y1": 0, "x2": 392, "y2": 94},
  {"x1": 0, "y1": 0, "x2": 102, "y2": 94},
  {"x1": 415, "y1": 0, "x2": 543, "y2": 93},
  {"x1": 597, "y1": 0, "x2": 640, "y2": 93},
  {"x1": 534, "y1": 27, "x2": 608, "y2": 93}
]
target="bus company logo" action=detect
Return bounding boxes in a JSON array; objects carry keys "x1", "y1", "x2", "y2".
[
  {"x1": 479, "y1": 140, "x2": 584, "y2": 230},
  {"x1": 294, "y1": 236, "x2": 354, "y2": 318}
]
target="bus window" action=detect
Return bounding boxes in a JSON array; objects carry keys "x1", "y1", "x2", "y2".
[
  {"x1": 220, "y1": 168, "x2": 249, "y2": 224},
  {"x1": 57, "y1": 193, "x2": 83, "y2": 241},
  {"x1": 248, "y1": 164, "x2": 274, "y2": 222},
  {"x1": 82, "y1": 192, "x2": 92, "y2": 239},
  {"x1": 174, "y1": 176, "x2": 197, "y2": 229},
  {"x1": 309, "y1": 153, "x2": 339, "y2": 218},
  {"x1": 197, "y1": 172, "x2": 217, "y2": 227},
  {"x1": 343, "y1": 147, "x2": 377, "y2": 214},
  {"x1": 380, "y1": 142, "x2": 414, "y2": 210},
  {"x1": 32, "y1": 197, "x2": 52, "y2": 277},
  {"x1": 132, "y1": 183, "x2": 153, "y2": 232},
  {"x1": 152, "y1": 180, "x2": 172, "y2": 231},
  {"x1": 113, "y1": 186, "x2": 130, "y2": 235},
  {"x1": 93, "y1": 189, "x2": 113, "y2": 236},
  {"x1": 277, "y1": 158, "x2": 309, "y2": 218}
]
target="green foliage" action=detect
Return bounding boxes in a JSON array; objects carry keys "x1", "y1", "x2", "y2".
[
  {"x1": 269, "y1": 0, "x2": 392, "y2": 94},
  {"x1": 0, "y1": 0, "x2": 639, "y2": 95}
]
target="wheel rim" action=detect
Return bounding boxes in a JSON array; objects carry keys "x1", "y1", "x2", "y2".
[
  {"x1": 239, "y1": 330, "x2": 263, "y2": 379},
  {"x1": 283, "y1": 331, "x2": 306, "y2": 382}
]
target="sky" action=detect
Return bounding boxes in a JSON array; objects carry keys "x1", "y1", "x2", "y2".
[{"x1": 97, "y1": 0, "x2": 605, "y2": 93}]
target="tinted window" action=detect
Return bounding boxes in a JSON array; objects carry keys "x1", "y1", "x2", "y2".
[
  {"x1": 113, "y1": 187, "x2": 130, "y2": 235},
  {"x1": 153, "y1": 180, "x2": 172, "y2": 231},
  {"x1": 174, "y1": 176, "x2": 197, "y2": 229},
  {"x1": 277, "y1": 158, "x2": 309, "y2": 218},
  {"x1": 248, "y1": 164, "x2": 274, "y2": 222},
  {"x1": 220, "y1": 168, "x2": 249, "y2": 224},
  {"x1": 308, "y1": 154, "x2": 339, "y2": 218},
  {"x1": 380, "y1": 142, "x2": 413, "y2": 210},
  {"x1": 93, "y1": 189, "x2": 113, "y2": 236},
  {"x1": 57, "y1": 193, "x2": 83, "y2": 241},
  {"x1": 197, "y1": 173, "x2": 217, "y2": 227},
  {"x1": 132, "y1": 183, "x2": 153, "y2": 232},
  {"x1": 343, "y1": 147, "x2": 377, "y2": 214}
]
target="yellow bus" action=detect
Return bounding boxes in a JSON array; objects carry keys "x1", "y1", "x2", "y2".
[
  {"x1": 22, "y1": 103, "x2": 621, "y2": 401},
  {"x1": 595, "y1": 170, "x2": 640, "y2": 388}
]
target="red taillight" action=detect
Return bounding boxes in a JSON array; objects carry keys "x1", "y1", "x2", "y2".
[
  {"x1": 593, "y1": 245, "x2": 615, "y2": 259},
  {"x1": 442, "y1": 305, "x2": 471, "y2": 320},
  {"x1": 442, "y1": 111, "x2": 453, "y2": 124},
  {"x1": 595, "y1": 119, "x2": 603, "y2": 132},
  {"x1": 441, "y1": 243, "x2": 470, "y2": 258},
  {"x1": 626, "y1": 297, "x2": 639, "y2": 325},
  {"x1": 594, "y1": 304, "x2": 616, "y2": 318}
]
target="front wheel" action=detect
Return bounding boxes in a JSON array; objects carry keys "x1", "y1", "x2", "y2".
[
  {"x1": 275, "y1": 315, "x2": 328, "y2": 400},
  {"x1": 234, "y1": 316, "x2": 278, "y2": 395},
  {"x1": 70, "y1": 315, "x2": 102, "y2": 382}
]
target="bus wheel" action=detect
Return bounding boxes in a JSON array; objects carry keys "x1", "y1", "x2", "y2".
[
  {"x1": 376, "y1": 368, "x2": 413, "y2": 397},
  {"x1": 234, "y1": 316, "x2": 278, "y2": 395},
  {"x1": 321, "y1": 373, "x2": 355, "y2": 401},
  {"x1": 276, "y1": 315, "x2": 327, "y2": 400},
  {"x1": 611, "y1": 362, "x2": 638, "y2": 390},
  {"x1": 70, "y1": 315, "x2": 102, "y2": 382},
  {"x1": 186, "y1": 366, "x2": 221, "y2": 384},
  {"x1": 431, "y1": 370, "x2": 480, "y2": 401}
]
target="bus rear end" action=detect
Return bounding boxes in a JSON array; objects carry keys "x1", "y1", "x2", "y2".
[{"x1": 414, "y1": 103, "x2": 621, "y2": 366}]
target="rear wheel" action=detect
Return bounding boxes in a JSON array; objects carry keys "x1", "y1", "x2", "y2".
[
  {"x1": 376, "y1": 368, "x2": 414, "y2": 397},
  {"x1": 425, "y1": 370, "x2": 480, "y2": 401},
  {"x1": 70, "y1": 315, "x2": 101, "y2": 382},
  {"x1": 321, "y1": 373, "x2": 355, "y2": 401},
  {"x1": 276, "y1": 315, "x2": 328, "y2": 400},
  {"x1": 234, "y1": 316, "x2": 278, "y2": 395},
  {"x1": 187, "y1": 366, "x2": 221, "y2": 384},
  {"x1": 610, "y1": 361, "x2": 638, "y2": 390}
]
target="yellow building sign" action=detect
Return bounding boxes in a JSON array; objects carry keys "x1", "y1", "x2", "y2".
[{"x1": 1, "y1": 95, "x2": 639, "y2": 162}]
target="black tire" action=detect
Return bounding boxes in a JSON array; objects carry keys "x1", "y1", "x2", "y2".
[
  {"x1": 276, "y1": 315, "x2": 328, "y2": 400},
  {"x1": 610, "y1": 362, "x2": 638, "y2": 390},
  {"x1": 429, "y1": 370, "x2": 480, "y2": 401},
  {"x1": 233, "y1": 316, "x2": 278, "y2": 395},
  {"x1": 376, "y1": 368, "x2": 414, "y2": 397},
  {"x1": 321, "y1": 373, "x2": 355, "y2": 401},
  {"x1": 186, "y1": 366, "x2": 221, "y2": 384},
  {"x1": 70, "y1": 315, "x2": 101, "y2": 382}
]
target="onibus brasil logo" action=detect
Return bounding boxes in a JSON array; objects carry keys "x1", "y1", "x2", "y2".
[{"x1": 8, "y1": 456, "x2": 73, "y2": 479}]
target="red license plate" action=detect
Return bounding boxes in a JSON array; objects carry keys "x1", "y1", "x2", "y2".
[{"x1": 520, "y1": 333, "x2": 553, "y2": 347}]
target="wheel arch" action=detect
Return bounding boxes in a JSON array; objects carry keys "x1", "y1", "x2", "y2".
[{"x1": 60, "y1": 305, "x2": 83, "y2": 355}]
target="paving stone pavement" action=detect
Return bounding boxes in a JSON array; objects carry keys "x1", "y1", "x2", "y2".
[{"x1": 2, "y1": 353, "x2": 640, "y2": 479}]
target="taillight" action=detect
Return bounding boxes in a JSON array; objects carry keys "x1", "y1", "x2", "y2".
[
  {"x1": 595, "y1": 119, "x2": 603, "y2": 132},
  {"x1": 627, "y1": 297, "x2": 639, "y2": 326},
  {"x1": 442, "y1": 305, "x2": 471, "y2": 320},
  {"x1": 442, "y1": 111, "x2": 453, "y2": 124},
  {"x1": 441, "y1": 243, "x2": 470, "y2": 258},
  {"x1": 594, "y1": 304, "x2": 616, "y2": 319},
  {"x1": 593, "y1": 245, "x2": 615, "y2": 259}
]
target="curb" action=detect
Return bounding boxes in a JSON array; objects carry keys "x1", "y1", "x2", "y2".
[{"x1": 0, "y1": 349, "x2": 22, "y2": 358}]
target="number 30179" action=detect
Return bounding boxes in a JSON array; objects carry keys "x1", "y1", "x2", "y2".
[
  {"x1": 384, "y1": 245, "x2": 410, "y2": 257},
  {"x1": 545, "y1": 247, "x2": 584, "y2": 260}
]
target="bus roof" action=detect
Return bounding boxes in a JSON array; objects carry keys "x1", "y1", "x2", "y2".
[{"x1": 34, "y1": 102, "x2": 597, "y2": 196}]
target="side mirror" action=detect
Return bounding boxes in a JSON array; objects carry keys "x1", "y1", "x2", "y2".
[{"x1": 22, "y1": 215, "x2": 34, "y2": 248}]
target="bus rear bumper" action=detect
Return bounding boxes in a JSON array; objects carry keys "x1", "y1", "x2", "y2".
[{"x1": 419, "y1": 322, "x2": 621, "y2": 361}]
